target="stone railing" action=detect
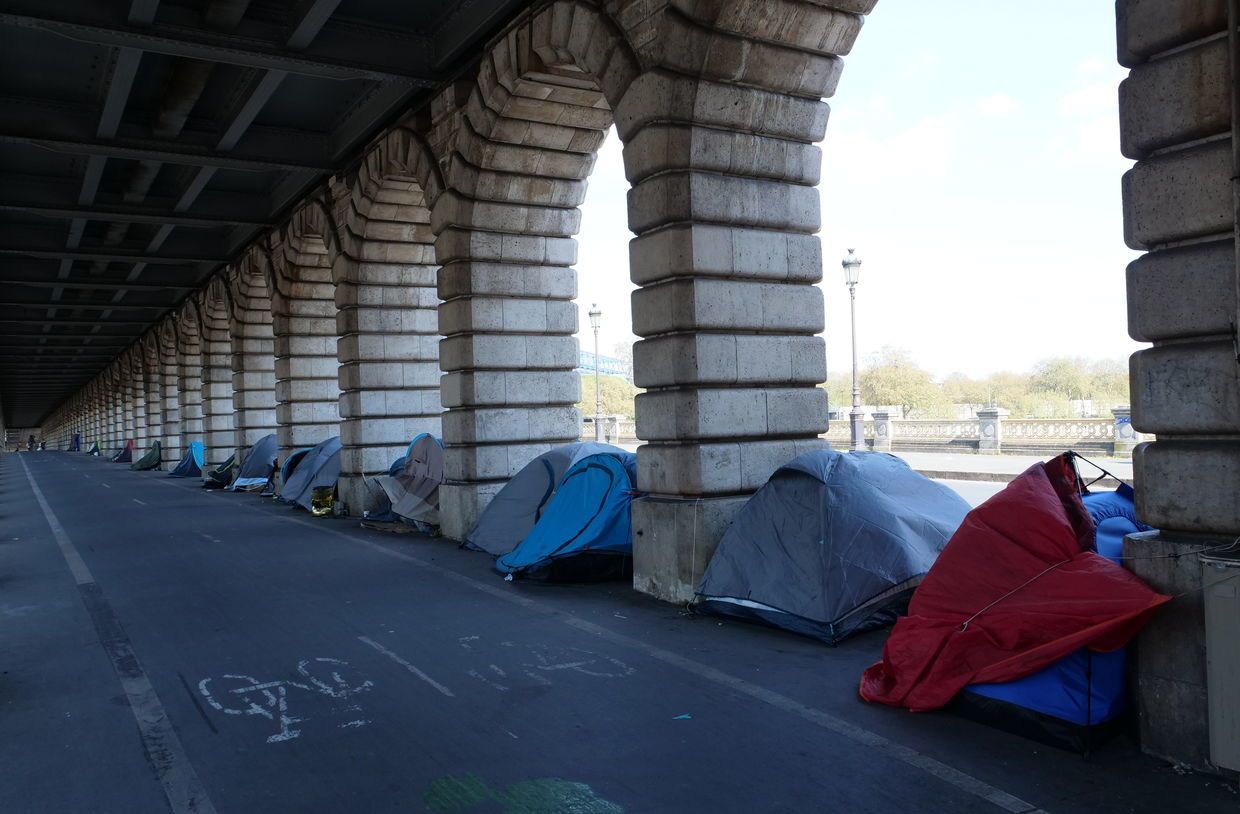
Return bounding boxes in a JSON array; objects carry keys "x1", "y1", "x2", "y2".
[
  {"x1": 824, "y1": 407, "x2": 1143, "y2": 457},
  {"x1": 584, "y1": 407, "x2": 1145, "y2": 457}
]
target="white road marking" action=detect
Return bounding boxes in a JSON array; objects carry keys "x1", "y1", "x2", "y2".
[
  {"x1": 199, "y1": 533, "x2": 222, "y2": 543},
  {"x1": 17, "y1": 455, "x2": 217, "y2": 814},
  {"x1": 132, "y1": 498, "x2": 146, "y2": 506},
  {"x1": 100, "y1": 483, "x2": 111, "y2": 489},
  {"x1": 358, "y1": 636, "x2": 454, "y2": 698},
  {"x1": 154, "y1": 474, "x2": 1048, "y2": 814}
]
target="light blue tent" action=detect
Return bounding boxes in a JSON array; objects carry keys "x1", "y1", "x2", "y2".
[
  {"x1": 492, "y1": 447, "x2": 637, "y2": 581},
  {"x1": 278, "y1": 436, "x2": 342, "y2": 510},
  {"x1": 169, "y1": 441, "x2": 205, "y2": 477},
  {"x1": 465, "y1": 442, "x2": 632, "y2": 557}
]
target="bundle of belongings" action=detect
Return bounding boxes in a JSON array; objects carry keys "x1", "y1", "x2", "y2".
[
  {"x1": 859, "y1": 452, "x2": 1169, "y2": 752},
  {"x1": 464, "y1": 442, "x2": 637, "y2": 581}
]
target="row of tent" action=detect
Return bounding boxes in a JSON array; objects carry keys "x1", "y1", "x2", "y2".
[{"x1": 90, "y1": 429, "x2": 1167, "y2": 752}]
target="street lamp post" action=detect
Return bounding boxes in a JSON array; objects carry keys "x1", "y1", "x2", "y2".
[
  {"x1": 842, "y1": 249, "x2": 864, "y2": 452},
  {"x1": 589, "y1": 304, "x2": 603, "y2": 442}
]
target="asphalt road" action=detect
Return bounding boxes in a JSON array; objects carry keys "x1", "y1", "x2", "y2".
[{"x1": 0, "y1": 451, "x2": 1230, "y2": 814}]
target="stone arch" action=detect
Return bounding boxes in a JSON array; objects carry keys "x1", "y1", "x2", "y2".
[
  {"x1": 195, "y1": 276, "x2": 237, "y2": 466},
  {"x1": 175, "y1": 302, "x2": 204, "y2": 454},
  {"x1": 118, "y1": 347, "x2": 142, "y2": 446},
  {"x1": 157, "y1": 317, "x2": 183, "y2": 467},
  {"x1": 331, "y1": 126, "x2": 445, "y2": 512},
  {"x1": 269, "y1": 197, "x2": 342, "y2": 471},
  {"x1": 226, "y1": 254, "x2": 278, "y2": 462},
  {"x1": 139, "y1": 332, "x2": 163, "y2": 463},
  {"x1": 424, "y1": 0, "x2": 640, "y2": 538}
]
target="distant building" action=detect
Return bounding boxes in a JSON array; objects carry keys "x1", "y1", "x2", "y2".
[{"x1": 577, "y1": 350, "x2": 632, "y2": 381}]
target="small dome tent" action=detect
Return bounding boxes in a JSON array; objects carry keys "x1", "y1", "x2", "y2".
[
  {"x1": 696, "y1": 450, "x2": 971, "y2": 645},
  {"x1": 230, "y1": 433, "x2": 278, "y2": 492},
  {"x1": 278, "y1": 436, "x2": 342, "y2": 511},
  {"x1": 464, "y1": 442, "x2": 637, "y2": 581},
  {"x1": 169, "y1": 441, "x2": 205, "y2": 477},
  {"x1": 69, "y1": 433, "x2": 81, "y2": 452},
  {"x1": 371, "y1": 433, "x2": 444, "y2": 526}
]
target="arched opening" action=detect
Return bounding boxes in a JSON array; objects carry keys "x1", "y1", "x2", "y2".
[
  {"x1": 157, "y1": 320, "x2": 182, "y2": 469},
  {"x1": 175, "y1": 306, "x2": 204, "y2": 456},
  {"x1": 197, "y1": 279, "x2": 236, "y2": 468},
  {"x1": 226, "y1": 258, "x2": 278, "y2": 463},
  {"x1": 270, "y1": 206, "x2": 342, "y2": 476}
]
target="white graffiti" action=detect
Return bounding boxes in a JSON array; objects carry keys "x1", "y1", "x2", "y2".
[
  {"x1": 457, "y1": 637, "x2": 634, "y2": 692},
  {"x1": 198, "y1": 657, "x2": 373, "y2": 743}
]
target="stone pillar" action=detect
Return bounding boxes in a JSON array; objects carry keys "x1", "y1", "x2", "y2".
[
  {"x1": 159, "y1": 322, "x2": 182, "y2": 468},
  {"x1": 1112, "y1": 405, "x2": 1137, "y2": 458},
  {"x1": 271, "y1": 228, "x2": 341, "y2": 473},
  {"x1": 228, "y1": 259, "x2": 278, "y2": 463},
  {"x1": 197, "y1": 284, "x2": 235, "y2": 468},
  {"x1": 127, "y1": 356, "x2": 145, "y2": 449},
  {"x1": 334, "y1": 159, "x2": 443, "y2": 514},
  {"x1": 1117, "y1": 0, "x2": 1240, "y2": 773},
  {"x1": 976, "y1": 407, "x2": 1007, "y2": 455},
  {"x1": 177, "y1": 310, "x2": 204, "y2": 453},
  {"x1": 871, "y1": 410, "x2": 893, "y2": 453},
  {"x1": 143, "y1": 342, "x2": 163, "y2": 463}
]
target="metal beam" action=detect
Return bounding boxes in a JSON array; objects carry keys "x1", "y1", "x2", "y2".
[
  {"x1": 3, "y1": 278, "x2": 194, "y2": 292},
  {"x1": 1, "y1": 133, "x2": 333, "y2": 173},
  {"x1": 0, "y1": 246, "x2": 224, "y2": 264},
  {"x1": 0, "y1": 301, "x2": 170, "y2": 311},
  {"x1": 0, "y1": 317, "x2": 149, "y2": 326},
  {"x1": 0, "y1": 200, "x2": 269, "y2": 228},
  {"x1": 0, "y1": 12, "x2": 435, "y2": 85}
]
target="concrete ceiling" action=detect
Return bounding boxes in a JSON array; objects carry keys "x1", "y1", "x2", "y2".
[{"x1": 0, "y1": 0, "x2": 529, "y2": 427}]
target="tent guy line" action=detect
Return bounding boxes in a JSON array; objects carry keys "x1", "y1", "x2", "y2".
[
  {"x1": 16, "y1": 456, "x2": 217, "y2": 814},
  {"x1": 146, "y1": 471, "x2": 1050, "y2": 814}
]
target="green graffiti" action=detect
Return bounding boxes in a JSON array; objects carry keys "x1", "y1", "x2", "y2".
[{"x1": 424, "y1": 774, "x2": 624, "y2": 814}]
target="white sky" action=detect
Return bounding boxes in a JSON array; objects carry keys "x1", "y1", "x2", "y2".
[{"x1": 574, "y1": 1, "x2": 1141, "y2": 379}]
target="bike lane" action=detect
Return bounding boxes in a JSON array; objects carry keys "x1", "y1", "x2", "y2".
[{"x1": 13, "y1": 452, "x2": 1237, "y2": 814}]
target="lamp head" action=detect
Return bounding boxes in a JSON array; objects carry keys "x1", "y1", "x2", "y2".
[
  {"x1": 842, "y1": 248, "x2": 862, "y2": 286},
  {"x1": 588, "y1": 303, "x2": 602, "y2": 330}
]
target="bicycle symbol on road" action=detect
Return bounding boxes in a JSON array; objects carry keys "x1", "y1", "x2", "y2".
[{"x1": 198, "y1": 657, "x2": 373, "y2": 744}]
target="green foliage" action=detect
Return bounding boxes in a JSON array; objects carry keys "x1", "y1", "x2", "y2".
[
  {"x1": 821, "y1": 371, "x2": 853, "y2": 415},
  {"x1": 576, "y1": 373, "x2": 640, "y2": 419},
  {"x1": 858, "y1": 347, "x2": 951, "y2": 418}
]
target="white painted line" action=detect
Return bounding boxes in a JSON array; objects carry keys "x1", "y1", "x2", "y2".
[
  {"x1": 101, "y1": 483, "x2": 111, "y2": 489},
  {"x1": 358, "y1": 636, "x2": 454, "y2": 698},
  {"x1": 155, "y1": 475, "x2": 1047, "y2": 814},
  {"x1": 132, "y1": 498, "x2": 146, "y2": 506},
  {"x1": 199, "y1": 533, "x2": 222, "y2": 544},
  {"x1": 17, "y1": 455, "x2": 217, "y2": 814}
]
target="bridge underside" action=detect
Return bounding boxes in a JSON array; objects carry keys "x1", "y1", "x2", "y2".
[{"x1": 1, "y1": 0, "x2": 1236, "y2": 778}]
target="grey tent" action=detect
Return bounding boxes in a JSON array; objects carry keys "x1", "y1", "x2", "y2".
[
  {"x1": 696, "y1": 450, "x2": 971, "y2": 645},
  {"x1": 463, "y1": 442, "x2": 630, "y2": 556},
  {"x1": 279, "y1": 436, "x2": 342, "y2": 511},
  {"x1": 230, "y1": 433, "x2": 278, "y2": 491},
  {"x1": 371, "y1": 433, "x2": 444, "y2": 525}
]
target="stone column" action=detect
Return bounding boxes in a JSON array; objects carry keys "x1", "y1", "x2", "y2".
[
  {"x1": 334, "y1": 159, "x2": 443, "y2": 514},
  {"x1": 159, "y1": 323, "x2": 182, "y2": 468},
  {"x1": 228, "y1": 259, "x2": 278, "y2": 463},
  {"x1": 197, "y1": 285, "x2": 236, "y2": 468},
  {"x1": 1112, "y1": 405, "x2": 1137, "y2": 458},
  {"x1": 1117, "y1": 0, "x2": 1240, "y2": 773},
  {"x1": 177, "y1": 312, "x2": 204, "y2": 453},
  {"x1": 271, "y1": 229, "x2": 341, "y2": 473},
  {"x1": 143, "y1": 343, "x2": 163, "y2": 463},
  {"x1": 871, "y1": 410, "x2": 893, "y2": 453},
  {"x1": 128, "y1": 356, "x2": 146, "y2": 449},
  {"x1": 976, "y1": 407, "x2": 1007, "y2": 455}
]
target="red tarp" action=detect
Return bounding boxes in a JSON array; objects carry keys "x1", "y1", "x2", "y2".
[{"x1": 859, "y1": 453, "x2": 1170, "y2": 712}]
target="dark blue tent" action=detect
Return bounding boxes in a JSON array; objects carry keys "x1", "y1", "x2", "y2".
[
  {"x1": 109, "y1": 439, "x2": 134, "y2": 463},
  {"x1": 69, "y1": 433, "x2": 81, "y2": 452},
  {"x1": 696, "y1": 450, "x2": 971, "y2": 645},
  {"x1": 169, "y1": 441, "x2": 205, "y2": 477},
  {"x1": 279, "y1": 436, "x2": 342, "y2": 511},
  {"x1": 956, "y1": 483, "x2": 1152, "y2": 751},
  {"x1": 495, "y1": 449, "x2": 637, "y2": 581},
  {"x1": 230, "y1": 433, "x2": 278, "y2": 492}
]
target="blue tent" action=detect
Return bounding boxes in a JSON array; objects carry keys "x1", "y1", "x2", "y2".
[
  {"x1": 169, "y1": 441, "x2": 205, "y2": 477},
  {"x1": 465, "y1": 442, "x2": 632, "y2": 557},
  {"x1": 696, "y1": 450, "x2": 970, "y2": 645},
  {"x1": 69, "y1": 433, "x2": 81, "y2": 452},
  {"x1": 278, "y1": 436, "x2": 342, "y2": 511},
  {"x1": 495, "y1": 450, "x2": 637, "y2": 580},
  {"x1": 956, "y1": 483, "x2": 1152, "y2": 751}
]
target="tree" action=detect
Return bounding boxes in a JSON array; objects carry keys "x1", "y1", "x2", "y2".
[
  {"x1": 858, "y1": 347, "x2": 949, "y2": 418},
  {"x1": 941, "y1": 372, "x2": 989, "y2": 406},
  {"x1": 576, "y1": 373, "x2": 640, "y2": 419},
  {"x1": 1088, "y1": 358, "x2": 1130, "y2": 408},
  {"x1": 821, "y1": 371, "x2": 853, "y2": 417},
  {"x1": 1030, "y1": 356, "x2": 1090, "y2": 400}
]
